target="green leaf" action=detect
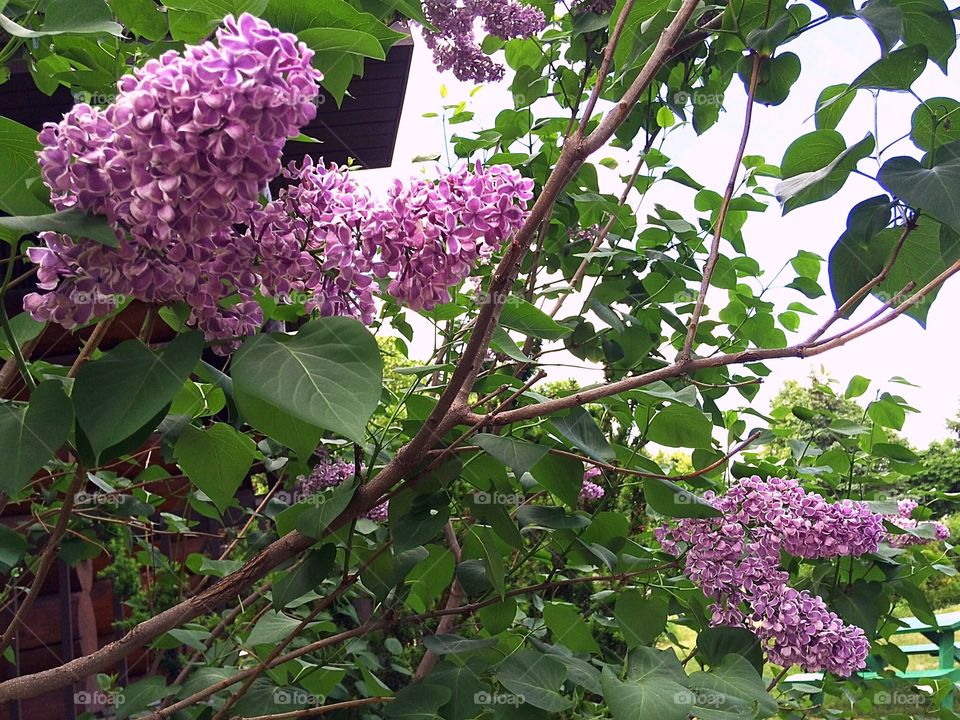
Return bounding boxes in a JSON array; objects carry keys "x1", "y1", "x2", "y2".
[
  {"x1": 828, "y1": 195, "x2": 895, "y2": 313},
  {"x1": 0, "y1": 523, "x2": 28, "y2": 570},
  {"x1": 910, "y1": 97, "x2": 960, "y2": 152},
  {"x1": 615, "y1": 590, "x2": 668, "y2": 647},
  {"x1": 294, "y1": 477, "x2": 358, "y2": 539},
  {"x1": 0, "y1": 381, "x2": 73, "y2": 495},
  {"x1": 385, "y1": 684, "x2": 451, "y2": 719},
  {"x1": 687, "y1": 654, "x2": 777, "y2": 719},
  {"x1": 815, "y1": 83, "x2": 855, "y2": 130},
  {"x1": 868, "y1": 398, "x2": 906, "y2": 429},
  {"x1": 697, "y1": 625, "x2": 764, "y2": 673},
  {"x1": 297, "y1": 27, "x2": 385, "y2": 59},
  {"x1": 601, "y1": 666, "x2": 692, "y2": 720},
  {"x1": 872, "y1": 219, "x2": 960, "y2": 325},
  {"x1": 857, "y1": 0, "x2": 903, "y2": 54},
  {"x1": 174, "y1": 423, "x2": 255, "y2": 513},
  {"x1": 115, "y1": 677, "x2": 169, "y2": 720},
  {"x1": 696, "y1": 627, "x2": 765, "y2": 673},
  {"x1": 464, "y1": 525, "x2": 505, "y2": 599},
  {"x1": 0, "y1": 312, "x2": 45, "y2": 360},
  {"x1": 872, "y1": 442, "x2": 919, "y2": 462},
  {"x1": 551, "y1": 407, "x2": 615, "y2": 461},
  {"x1": 644, "y1": 478, "x2": 722, "y2": 519},
  {"x1": 245, "y1": 610, "x2": 304, "y2": 647},
  {"x1": 0, "y1": 116, "x2": 49, "y2": 217},
  {"x1": 879, "y1": 140, "x2": 960, "y2": 234},
  {"x1": 740, "y1": 52, "x2": 801, "y2": 106},
  {"x1": 850, "y1": 44, "x2": 929, "y2": 91},
  {"x1": 389, "y1": 491, "x2": 450, "y2": 552},
  {"x1": 74, "y1": 332, "x2": 203, "y2": 462},
  {"x1": 845, "y1": 375, "x2": 871, "y2": 398},
  {"x1": 478, "y1": 597, "x2": 517, "y2": 635},
  {"x1": 0, "y1": 207, "x2": 120, "y2": 247},
  {"x1": 646, "y1": 403, "x2": 714, "y2": 448},
  {"x1": 745, "y1": 14, "x2": 793, "y2": 54},
  {"x1": 543, "y1": 602, "x2": 600, "y2": 653},
  {"x1": 490, "y1": 326, "x2": 531, "y2": 362},
  {"x1": 272, "y1": 544, "x2": 337, "y2": 609},
  {"x1": 233, "y1": 317, "x2": 383, "y2": 446},
  {"x1": 475, "y1": 433, "x2": 548, "y2": 478},
  {"x1": 429, "y1": 661, "x2": 486, "y2": 720},
  {"x1": 776, "y1": 133, "x2": 875, "y2": 213},
  {"x1": 497, "y1": 650, "x2": 572, "y2": 712},
  {"x1": 0, "y1": 0, "x2": 122, "y2": 37},
  {"x1": 421, "y1": 634, "x2": 497, "y2": 655},
  {"x1": 529, "y1": 453, "x2": 583, "y2": 509},
  {"x1": 516, "y1": 505, "x2": 590, "y2": 530},
  {"x1": 162, "y1": 0, "x2": 268, "y2": 16},
  {"x1": 891, "y1": 0, "x2": 956, "y2": 71},
  {"x1": 107, "y1": 0, "x2": 168, "y2": 40},
  {"x1": 500, "y1": 298, "x2": 572, "y2": 340}
]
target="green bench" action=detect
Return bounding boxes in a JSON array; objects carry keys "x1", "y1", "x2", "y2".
[{"x1": 783, "y1": 611, "x2": 960, "y2": 706}]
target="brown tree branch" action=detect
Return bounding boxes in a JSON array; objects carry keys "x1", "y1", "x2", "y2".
[
  {"x1": 237, "y1": 697, "x2": 392, "y2": 720},
  {"x1": 679, "y1": 51, "x2": 762, "y2": 363},
  {"x1": 0, "y1": 466, "x2": 85, "y2": 655}
]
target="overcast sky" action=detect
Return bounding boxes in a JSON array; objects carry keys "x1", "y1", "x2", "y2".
[{"x1": 360, "y1": 15, "x2": 960, "y2": 448}]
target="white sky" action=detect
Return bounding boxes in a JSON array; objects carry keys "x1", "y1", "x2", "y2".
[{"x1": 359, "y1": 15, "x2": 960, "y2": 448}]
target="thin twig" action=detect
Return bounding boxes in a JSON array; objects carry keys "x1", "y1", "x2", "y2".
[{"x1": 680, "y1": 51, "x2": 762, "y2": 363}]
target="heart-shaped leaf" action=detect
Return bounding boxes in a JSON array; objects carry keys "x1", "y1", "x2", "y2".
[
  {"x1": 232, "y1": 317, "x2": 382, "y2": 447},
  {"x1": 0, "y1": 381, "x2": 73, "y2": 495},
  {"x1": 878, "y1": 139, "x2": 960, "y2": 234}
]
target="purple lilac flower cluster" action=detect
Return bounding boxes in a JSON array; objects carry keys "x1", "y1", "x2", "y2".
[
  {"x1": 884, "y1": 499, "x2": 951, "y2": 547},
  {"x1": 580, "y1": 466, "x2": 605, "y2": 503},
  {"x1": 297, "y1": 458, "x2": 388, "y2": 522},
  {"x1": 421, "y1": 0, "x2": 546, "y2": 82},
  {"x1": 26, "y1": 14, "x2": 322, "y2": 343},
  {"x1": 656, "y1": 475, "x2": 885, "y2": 676},
  {"x1": 365, "y1": 162, "x2": 534, "y2": 310},
  {"x1": 248, "y1": 158, "x2": 533, "y2": 318},
  {"x1": 573, "y1": 0, "x2": 617, "y2": 14}
]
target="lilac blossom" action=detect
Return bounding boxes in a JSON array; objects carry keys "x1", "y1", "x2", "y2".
[
  {"x1": 883, "y1": 498, "x2": 951, "y2": 547},
  {"x1": 656, "y1": 475, "x2": 885, "y2": 676},
  {"x1": 297, "y1": 458, "x2": 388, "y2": 522},
  {"x1": 580, "y1": 466, "x2": 606, "y2": 503},
  {"x1": 364, "y1": 162, "x2": 534, "y2": 310},
  {"x1": 25, "y1": 14, "x2": 322, "y2": 346},
  {"x1": 421, "y1": 0, "x2": 547, "y2": 82}
]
